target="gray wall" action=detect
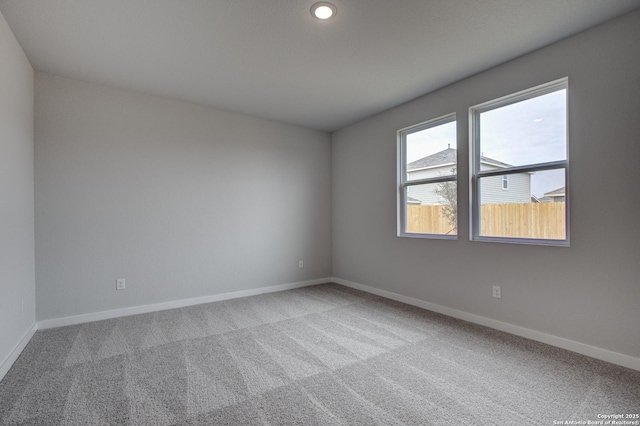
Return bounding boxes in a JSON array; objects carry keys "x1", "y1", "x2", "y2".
[
  {"x1": 332, "y1": 10, "x2": 640, "y2": 358},
  {"x1": 35, "y1": 73, "x2": 331, "y2": 321},
  {"x1": 0, "y1": 12, "x2": 35, "y2": 365}
]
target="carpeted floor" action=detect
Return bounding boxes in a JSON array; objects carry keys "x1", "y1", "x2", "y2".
[{"x1": 1, "y1": 283, "x2": 638, "y2": 425}]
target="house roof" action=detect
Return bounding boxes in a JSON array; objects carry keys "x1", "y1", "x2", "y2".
[
  {"x1": 407, "y1": 147, "x2": 511, "y2": 171},
  {"x1": 407, "y1": 147, "x2": 457, "y2": 170},
  {"x1": 543, "y1": 187, "x2": 565, "y2": 197}
]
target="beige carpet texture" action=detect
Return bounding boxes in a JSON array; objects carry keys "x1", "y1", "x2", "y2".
[{"x1": 1, "y1": 283, "x2": 638, "y2": 425}]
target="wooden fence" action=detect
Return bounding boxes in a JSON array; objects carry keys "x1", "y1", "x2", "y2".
[{"x1": 407, "y1": 202, "x2": 566, "y2": 239}]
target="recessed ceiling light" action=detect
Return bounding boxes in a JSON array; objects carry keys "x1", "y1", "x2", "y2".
[{"x1": 311, "y1": 2, "x2": 337, "y2": 20}]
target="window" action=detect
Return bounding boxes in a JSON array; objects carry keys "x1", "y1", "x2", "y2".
[
  {"x1": 398, "y1": 114, "x2": 457, "y2": 238},
  {"x1": 470, "y1": 78, "x2": 568, "y2": 245}
]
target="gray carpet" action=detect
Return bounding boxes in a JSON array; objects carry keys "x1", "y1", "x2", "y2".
[{"x1": 1, "y1": 283, "x2": 638, "y2": 425}]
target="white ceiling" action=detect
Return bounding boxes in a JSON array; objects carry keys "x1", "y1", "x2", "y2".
[{"x1": 1, "y1": 0, "x2": 639, "y2": 132}]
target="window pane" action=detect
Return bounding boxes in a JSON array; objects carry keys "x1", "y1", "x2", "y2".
[
  {"x1": 479, "y1": 89, "x2": 566, "y2": 167},
  {"x1": 479, "y1": 170, "x2": 566, "y2": 239},
  {"x1": 406, "y1": 120, "x2": 456, "y2": 182},
  {"x1": 406, "y1": 182, "x2": 457, "y2": 235},
  {"x1": 502, "y1": 175, "x2": 509, "y2": 190}
]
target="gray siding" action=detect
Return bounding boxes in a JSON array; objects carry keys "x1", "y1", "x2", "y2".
[
  {"x1": 407, "y1": 183, "x2": 447, "y2": 205},
  {"x1": 480, "y1": 173, "x2": 531, "y2": 204}
]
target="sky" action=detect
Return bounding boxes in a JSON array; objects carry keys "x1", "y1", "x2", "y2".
[{"x1": 406, "y1": 89, "x2": 566, "y2": 197}]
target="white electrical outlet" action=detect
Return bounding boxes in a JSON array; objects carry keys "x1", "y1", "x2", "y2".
[
  {"x1": 299, "y1": 260, "x2": 304, "y2": 268},
  {"x1": 116, "y1": 278, "x2": 126, "y2": 290},
  {"x1": 492, "y1": 285, "x2": 501, "y2": 299}
]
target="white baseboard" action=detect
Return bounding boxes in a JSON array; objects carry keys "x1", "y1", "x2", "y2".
[
  {"x1": 0, "y1": 322, "x2": 37, "y2": 382},
  {"x1": 37, "y1": 278, "x2": 331, "y2": 330},
  {"x1": 332, "y1": 277, "x2": 640, "y2": 371}
]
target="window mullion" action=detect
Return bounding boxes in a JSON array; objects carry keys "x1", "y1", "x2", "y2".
[
  {"x1": 477, "y1": 161, "x2": 567, "y2": 178},
  {"x1": 403, "y1": 175, "x2": 457, "y2": 187}
]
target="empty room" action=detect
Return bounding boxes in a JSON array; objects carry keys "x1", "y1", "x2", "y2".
[{"x1": 1, "y1": 1, "x2": 639, "y2": 424}]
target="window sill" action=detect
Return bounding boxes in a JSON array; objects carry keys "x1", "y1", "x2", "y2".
[
  {"x1": 472, "y1": 236, "x2": 569, "y2": 247},
  {"x1": 398, "y1": 233, "x2": 457, "y2": 240}
]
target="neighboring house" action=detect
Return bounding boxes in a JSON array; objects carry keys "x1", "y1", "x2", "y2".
[
  {"x1": 540, "y1": 187, "x2": 565, "y2": 203},
  {"x1": 407, "y1": 146, "x2": 531, "y2": 205}
]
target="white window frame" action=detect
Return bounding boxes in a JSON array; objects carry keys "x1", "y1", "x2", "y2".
[
  {"x1": 469, "y1": 78, "x2": 569, "y2": 246},
  {"x1": 397, "y1": 113, "x2": 457, "y2": 239},
  {"x1": 501, "y1": 175, "x2": 509, "y2": 190}
]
